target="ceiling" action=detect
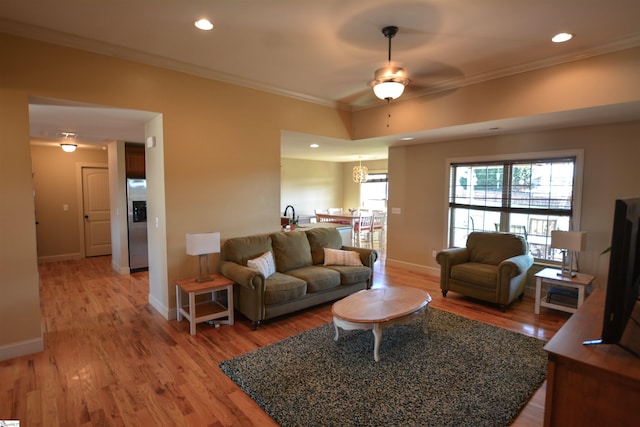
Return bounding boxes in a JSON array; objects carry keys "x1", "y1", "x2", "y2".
[{"x1": 3, "y1": 0, "x2": 640, "y2": 161}]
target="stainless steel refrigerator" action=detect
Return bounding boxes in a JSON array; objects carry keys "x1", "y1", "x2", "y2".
[{"x1": 127, "y1": 178, "x2": 148, "y2": 271}]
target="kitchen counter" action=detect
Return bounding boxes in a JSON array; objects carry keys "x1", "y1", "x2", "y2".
[{"x1": 298, "y1": 222, "x2": 352, "y2": 246}]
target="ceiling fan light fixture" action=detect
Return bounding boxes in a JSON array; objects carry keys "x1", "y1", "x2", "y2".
[
  {"x1": 60, "y1": 143, "x2": 77, "y2": 152},
  {"x1": 373, "y1": 80, "x2": 407, "y2": 100},
  {"x1": 372, "y1": 25, "x2": 409, "y2": 101}
]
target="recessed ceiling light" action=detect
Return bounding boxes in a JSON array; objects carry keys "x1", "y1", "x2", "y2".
[
  {"x1": 310, "y1": 144, "x2": 319, "y2": 148},
  {"x1": 552, "y1": 32, "x2": 573, "y2": 43},
  {"x1": 195, "y1": 19, "x2": 214, "y2": 31},
  {"x1": 401, "y1": 137, "x2": 414, "y2": 141}
]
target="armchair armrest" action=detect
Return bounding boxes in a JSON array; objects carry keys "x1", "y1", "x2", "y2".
[
  {"x1": 436, "y1": 247, "x2": 470, "y2": 292},
  {"x1": 436, "y1": 247, "x2": 470, "y2": 270},
  {"x1": 498, "y1": 254, "x2": 534, "y2": 278},
  {"x1": 221, "y1": 261, "x2": 261, "y2": 290},
  {"x1": 496, "y1": 253, "x2": 534, "y2": 306}
]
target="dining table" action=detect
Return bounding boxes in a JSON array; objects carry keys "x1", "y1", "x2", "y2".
[{"x1": 315, "y1": 212, "x2": 371, "y2": 246}]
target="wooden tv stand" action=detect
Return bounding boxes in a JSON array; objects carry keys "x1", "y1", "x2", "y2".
[{"x1": 543, "y1": 288, "x2": 640, "y2": 426}]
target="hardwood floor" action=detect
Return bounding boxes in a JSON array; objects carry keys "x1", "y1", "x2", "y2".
[{"x1": 1, "y1": 255, "x2": 570, "y2": 426}]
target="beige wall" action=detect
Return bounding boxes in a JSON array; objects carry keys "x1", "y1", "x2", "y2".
[
  {"x1": 0, "y1": 88, "x2": 42, "y2": 358},
  {"x1": 280, "y1": 158, "x2": 344, "y2": 217},
  {"x1": 352, "y1": 47, "x2": 640, "y2": 139},
  {"x1": 280, "y1": 158, "x2": 389, "y2": 217},
  {"x1": 30, "y1": 144, "x2": 109, "y2": 261},
  {"x1": 385, "y1": 121, "x2": 640, "y2": 291},
  {"x1": 2, "y1": 30, "x2": 639, "y2": 359},
  {"x1": 0, "y1": 33, "x2": 352, "y2": 357}
]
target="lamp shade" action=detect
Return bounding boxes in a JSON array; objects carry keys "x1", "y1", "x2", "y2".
[
  {"x1": 550, "y1": 231, "x2": 586, "y2": 252},
  {"x1": 186, "y1": 232, "x2": 220, "y2": 256},
  {"x1": 373, "y1": 81, "x2": 406, "y2": 100}
]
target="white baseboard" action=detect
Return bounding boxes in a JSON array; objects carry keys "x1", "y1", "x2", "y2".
[
  {"x1": 112, "y1": 259, "x2": 130, "y2": 275},
  {"x1": 0, "y1": 336, "x2": 44, "y2": 361},
  {"x1": 385, "y1": 258, "x2": 440, "y2": 277},
  {"x1": 148, "y1": 293, "x2": 170, "y2": 320},
  {"x1": 38, "y1": 253, "x2": 81, "y2": 263}
]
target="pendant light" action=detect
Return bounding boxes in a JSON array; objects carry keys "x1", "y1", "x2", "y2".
[{"x1": 352, "y1": 159, "x2": 369, "y2": 183}]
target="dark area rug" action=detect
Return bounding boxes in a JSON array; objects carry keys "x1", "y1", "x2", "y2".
[{"x1": 219, "y1": 308, "x2": 548, "y2": 427}]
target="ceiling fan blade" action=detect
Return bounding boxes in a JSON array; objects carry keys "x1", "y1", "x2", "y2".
[{"x1": 403, "y1": 61, "x2": 465, "y2": 93}]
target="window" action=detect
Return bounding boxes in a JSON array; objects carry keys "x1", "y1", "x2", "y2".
[
  {"x1": 447, "y1": 155, "x2": 580, "y2": 261},
  {"x1": 360, "y1": 173, "x2": 388, "y2": 211}
]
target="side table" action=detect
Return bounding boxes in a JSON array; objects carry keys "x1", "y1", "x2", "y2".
[
  {"x1": 176, "y1": 274, "x2": 234, "y2": 335},
  {"x1": 534, "y1": 267, "x2": 595, "y2": 315}
]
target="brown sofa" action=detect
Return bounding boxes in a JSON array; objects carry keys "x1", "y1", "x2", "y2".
[
  {"x1": 436, "y1": 231, "x2": 534, "y2": 310},
  {"x1": 220, "y1": 227, "x2": 377, "y2": 328}
]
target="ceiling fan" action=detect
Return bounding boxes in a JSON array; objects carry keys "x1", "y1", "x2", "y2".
[{"x1": 371, "y1": 26, "x2": 410, "y2": 102}]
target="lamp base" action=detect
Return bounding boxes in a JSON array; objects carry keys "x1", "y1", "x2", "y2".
[
  {"x1": 557, "y1": 250, "x2": 577, "y2": 277},
  {"x1": 195, "y1": 254, "x2": 213, "y2": 282}
]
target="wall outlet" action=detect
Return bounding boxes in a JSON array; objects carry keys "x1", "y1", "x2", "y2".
[{"x1": 432, "y1": 249, "x2": 437, "y2": 258}]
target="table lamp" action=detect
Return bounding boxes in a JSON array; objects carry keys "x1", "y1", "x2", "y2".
[
  {"x1": 550, "y1": 230, "x2": 586, "y2": 277},
  {"x1": 186, "y1": 232, "x2": 220, "y2": 282}
]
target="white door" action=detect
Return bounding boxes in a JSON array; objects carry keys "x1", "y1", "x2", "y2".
[{"x1": 82, "y1": 167, "x2": 112, "y2": 257}]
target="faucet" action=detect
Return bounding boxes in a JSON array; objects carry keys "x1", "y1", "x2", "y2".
[{"x1": 283, "y1": 205, "x2": 296, "y2": 223}]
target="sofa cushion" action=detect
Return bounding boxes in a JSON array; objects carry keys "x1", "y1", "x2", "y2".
[
  {"x1": 451, "y1": 262, "x2": 498, "y2": 289},
  {"x1": 247, "y1": 251, "x2": 276, "y2": 278},
  {"x1": 467, "y1": 232, "x2": 526, "y2": 265},
  {"x1": 222, "y1": 234, "x2": 272, "y2": 266},
  {"x1": 306, "y1": 227, "x2": 342, "y2": 265},
  {"x1": 264, "y1": 273, "x2": 307, "y2": 305},
  {"x1": 285, "y1": 266, "x2": 341, "y2": 293},
  {"x1": 323, "y1": 248, "x2": 363, "y2": 266},
  {"x1": 325, "y1": 265, "x2": 372, "y2": 286},
  {"x1": 270, "y1": 231, "x2": 313, "y2": 273}
]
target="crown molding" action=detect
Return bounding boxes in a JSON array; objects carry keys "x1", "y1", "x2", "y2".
[{"x1": 3, "y1": 18, "x2": 639, "y2": 113}]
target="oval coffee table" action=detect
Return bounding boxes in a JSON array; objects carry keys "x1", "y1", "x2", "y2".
[{"x1": 332, "y1": 286, "x2": 432, "y2": 362}]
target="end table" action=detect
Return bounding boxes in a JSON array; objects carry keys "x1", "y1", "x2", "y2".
[
  {"x1": 534, "y1": 267, "x2": 595, "y2": 315},
  {"x1": 176, "y1": 274, "x2": 234, "y2": 335}
]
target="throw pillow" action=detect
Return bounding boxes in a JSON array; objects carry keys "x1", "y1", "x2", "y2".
[
  {"x1": 323, "y1": 248, "x2": 363, "y2": 266},
  {"x1": 247, "y1": 251, "x2": 276, "y2": 278}
]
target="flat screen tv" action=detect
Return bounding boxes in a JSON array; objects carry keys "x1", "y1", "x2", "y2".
[{"x1": 584, "y1": 197, "x2": 640, "y2": 356}]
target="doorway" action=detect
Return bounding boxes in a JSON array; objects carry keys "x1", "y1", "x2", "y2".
[{"x1": 82, "y1": 166, "x2": 112, "y2": 257}]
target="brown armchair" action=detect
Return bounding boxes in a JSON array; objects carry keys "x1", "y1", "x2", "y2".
[{"x1": 436, "y1": 232, "x2": 534, "y2": 310}]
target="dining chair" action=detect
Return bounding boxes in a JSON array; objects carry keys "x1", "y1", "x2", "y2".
[
  {"x1": 354, "y1": 213, "x2": 374, "y2": 248},
  {"x1": 315, "y1": 214, "x2": 333, "y2": 223},
  {"x1": 371, "y1": 210, "x2": 386, "y2": 249}
]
